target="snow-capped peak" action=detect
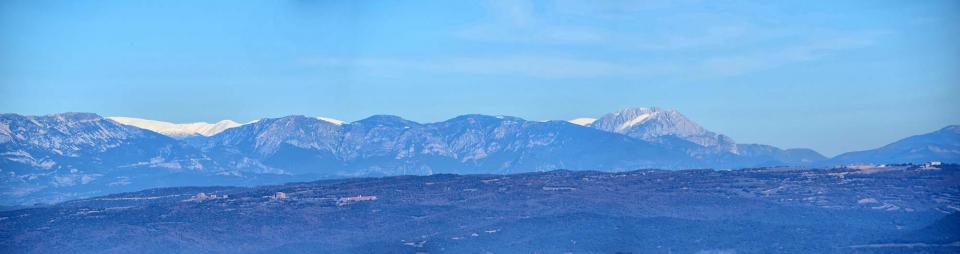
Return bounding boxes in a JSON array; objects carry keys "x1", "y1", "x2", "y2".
[
  {"x1": 590, "y1": 107, "x2": 664, "y2": 132},
  {"x1": 316, "y1": 117, "x2": 345, "y2": 125},
  {"x1": 590, "y1": 107, "x2": 739, "y2": 152},
  {"x1": 593, "y1": 107, "x2": 696, "y2": 135},
  {"x1": 567, "y1": 118, "x2": 597, "y2": 126},
  {"x1": 107, "y1": 117, "x2": 242, "y2": 138}
]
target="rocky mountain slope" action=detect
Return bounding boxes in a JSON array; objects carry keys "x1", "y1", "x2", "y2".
[
  {"x1": 202, "y1": 114, "x2": 693, "y2": 176},
  {"x1": 586, "y1": 107, "x2": 825, "y2": 165},
  {"x1": 0, "y1": 113, "x2": 296, "y2": 205},
  {"x1": 1, "y1": 109, "x2": 955, "y2": 205}
]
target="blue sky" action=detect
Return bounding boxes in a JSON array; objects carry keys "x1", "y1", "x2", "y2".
[{"x1": 1, "y1": 0, "x2": 958, "y2": 156}]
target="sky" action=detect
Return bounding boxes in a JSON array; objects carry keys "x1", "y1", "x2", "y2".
[{"x1": 1, "y1": 0, "x2": 958, "y2": 156}]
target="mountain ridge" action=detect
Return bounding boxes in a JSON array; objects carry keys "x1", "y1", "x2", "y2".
[
  {"x1": 2, "y1": 110, "x2": 957, "y2": 205},
  {"x1": 107, "y1": 116, "x2": 243, "y2": 138},
  {"x1": 828, "y1": 125, "x2": 960, "y2": 164}
]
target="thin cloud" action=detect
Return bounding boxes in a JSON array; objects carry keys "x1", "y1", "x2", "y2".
[
  {"x1": 456, "y1": 0, "x2": 606, "y2": 45},
  {"x1": 302, "y1": 31, "x2": 880, "y2": 79},
  {"x1": 699, "y1": 33, "x2": 883, "y2": 77},
  {"x1": 457, "y1": 0, "x2": 755, "y2": 50},
  {"x1": 302, "y1": 56, "x2": 680, "y2": 79},
  {"x1": 442, "y1": 0, "x2": 886, "y2": 78}
]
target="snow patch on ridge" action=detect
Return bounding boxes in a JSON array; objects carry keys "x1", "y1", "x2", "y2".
[
  {"x1": 568, "y1": 118, "x2": 597, "y2": 126},
  {"x1": 616, "y1": 112, "x2": 653, "y2": 131},
  {"x1": 316, "y1": 117, "x2": 345, "y2": 125},
  {"x1": 108, "y1": 117, "x2": 242, "y2": 138}
]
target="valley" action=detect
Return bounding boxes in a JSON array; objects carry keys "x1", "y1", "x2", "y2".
[{"x1": 2, "y1": 164, "x2": 957, "y2": 253}]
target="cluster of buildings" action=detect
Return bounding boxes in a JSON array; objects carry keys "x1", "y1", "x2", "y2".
[
  {"x1": 187, "y1": 192, "x2": 228, "y2": 202},
  {"x1": 844, "y1": 161, "x2": 945, "y2": 171},
  {"x1": 266, "y1": 191, "x2": 378, "y2": 206},
  {"x1": 337, "y1": 194, "x2": 378, "y2": 206},
  {"x1": 921, "y1": 161, "x2": 942, "y2": 170}
]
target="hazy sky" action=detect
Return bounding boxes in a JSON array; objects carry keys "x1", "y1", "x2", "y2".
[{"x1": 1, "y1": 0, "x2": 958, "y2": 156}]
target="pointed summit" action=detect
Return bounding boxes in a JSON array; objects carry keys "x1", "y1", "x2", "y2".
[{"x1": 590, "y1": 107, "x2": 737, "y2": 152}]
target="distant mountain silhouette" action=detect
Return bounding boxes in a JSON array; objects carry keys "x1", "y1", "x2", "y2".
[
  {"x1": 828, "y1": 125, "x2": 960, "y2": 164},
  {"x1": 2, "y1": 110, "x2": 955, "y2": 205}
]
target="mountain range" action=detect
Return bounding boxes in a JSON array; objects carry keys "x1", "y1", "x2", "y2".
[{"x1": 1, "y1": 108, "x2": 957, "y2": 205}]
